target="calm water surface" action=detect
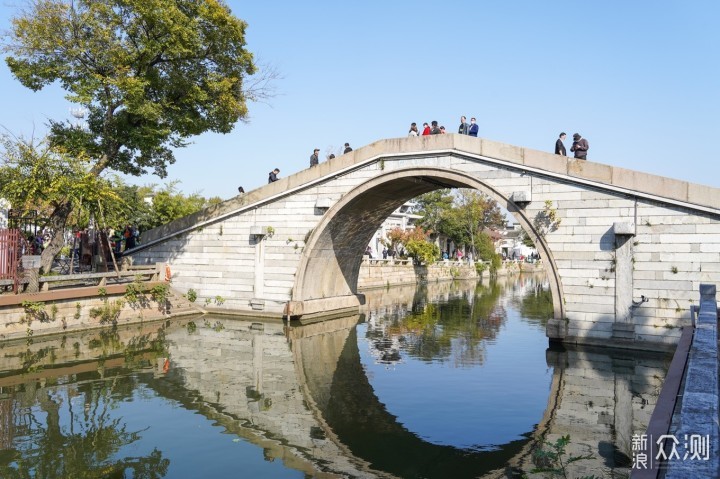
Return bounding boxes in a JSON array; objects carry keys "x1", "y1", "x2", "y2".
[{"x1": 0, "y1": 275, "x2": 669, "y2": 478}]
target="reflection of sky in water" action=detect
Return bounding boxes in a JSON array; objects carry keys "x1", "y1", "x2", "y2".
[
  {"x1": 116, "y1": 384, "x2": 305, "y2": 479},
  {"x1": 357, "y1": 293, "x2": 552, "y2": 451}
]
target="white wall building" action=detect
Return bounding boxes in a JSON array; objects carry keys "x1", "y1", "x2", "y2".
[{"x1": 367, "y1": 202, "x2": 421, "y2": 257}]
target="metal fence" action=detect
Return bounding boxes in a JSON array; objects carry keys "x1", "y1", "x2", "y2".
[{"x1": 0, "y1": 229, "x2": 21, "y2": 293}]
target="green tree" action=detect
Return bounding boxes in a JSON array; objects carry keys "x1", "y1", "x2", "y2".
[
  {"x1": 403, "y1": 226, "x2": 440, "y2": 265},
  {"x1": 103, "y1": 178, "x2": 155, "y2": 232},
  {"x1": 104, "y1": 179, "x2": 220, "y2": 234},
  {"x1": 521, "y1": 230, "x2": 536, "y2": 248},
  {"x1": 415, "y1": 189, "x2": 505, "y2": 257},
  {"x1": 454, "y1": 190, "x2": 504, "y2": 252},
  {"x1": 0, "y1": 135, "x2": 119, "y2": 271},
  {"x1": 148, "y1": 182, "x2": 207, "y2": 227},
  {"x1": 4, "y1": 0, "x2": 273, "y2": 272},
  {"x1": 415, "y1": 189, "x2": 454, "y2": 236}
]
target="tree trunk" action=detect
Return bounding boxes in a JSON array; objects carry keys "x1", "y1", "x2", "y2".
[{"x1": 39, "y1": 201, "x2": 74, "y2": 275}]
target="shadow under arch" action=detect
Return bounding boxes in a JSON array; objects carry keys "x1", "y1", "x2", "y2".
[{"x1": 292, "y1": 166, "x2": 564, "y2": 320}]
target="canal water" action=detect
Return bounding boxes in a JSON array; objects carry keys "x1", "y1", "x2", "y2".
[{"x1": 0, "y1": 274, "x2": 670, "y2": 478}]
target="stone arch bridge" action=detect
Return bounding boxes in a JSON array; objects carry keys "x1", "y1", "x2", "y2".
[{"x1": 131, "y1": 135, "x2": 720, "y2": 348}]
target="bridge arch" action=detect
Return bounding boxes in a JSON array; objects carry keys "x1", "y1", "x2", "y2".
[{"x1": 292, "y1": 167, "x2": 564, "y2": 319}]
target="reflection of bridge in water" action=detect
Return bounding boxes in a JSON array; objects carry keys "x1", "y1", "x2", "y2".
[{"x1": 0, "y1": 278, "x2": 669, "y2": 478}]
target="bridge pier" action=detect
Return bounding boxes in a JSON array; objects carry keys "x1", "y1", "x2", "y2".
[
  {"x1": 284, "y1": 294, "x2": 365, "y2": 321},
  {"x1": 613, "y1": 222, "x2": 636, "y2": 341}
]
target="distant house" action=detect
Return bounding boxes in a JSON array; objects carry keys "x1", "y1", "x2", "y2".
[
  {"x1": 366, "y1": 201, "x2": 421, "y2": 257},
  {"x1": 500, "y1": 223, "x2": 537, "y2": 259}
]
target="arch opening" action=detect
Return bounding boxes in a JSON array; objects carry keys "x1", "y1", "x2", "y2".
[{"x1": 291, "y1": 167, "x2": 564, "y2": 320}]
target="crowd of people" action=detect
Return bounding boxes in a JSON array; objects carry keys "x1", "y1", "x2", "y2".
[
  {"x1": 255, "y1": 119, "x2": 591, "y2": 187},
  {"x1": 408, "y1": 116, "x2": 480, "y2": 137}
]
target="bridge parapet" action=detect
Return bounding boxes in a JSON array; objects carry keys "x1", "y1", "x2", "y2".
[{"x1": 138, "y1": 135, "x2": 720, "y2": 248}]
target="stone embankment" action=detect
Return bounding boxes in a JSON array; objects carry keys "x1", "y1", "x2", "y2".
[
  {"x1": 357, "y1": 258, "x2": 543, "y2": 290},
  {"x1": 0, "y1": 268, "x2": 199, "y2": 342}
]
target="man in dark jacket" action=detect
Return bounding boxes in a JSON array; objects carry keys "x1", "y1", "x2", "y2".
[
  {"x1": 468, "y1": 117, "x2": 479, "y2": 137},
  {"x1": 309, "y1": 149, "x2": 319, "y2": 167},
  {"x1": 268, "y1": 168, "x2": 280, "y2": 183},
  {"x1": 430, "y1": 120, "x2": 441, "y2": 135},
  {"x1": 458, "y1": 116, "x2": 469, "y2": 135},
  {"x1": 555, "y1": 132, "x2": 567, "y2": 156},
  {"x1": 570, "y1": 133, "x2": 589, "y2": 159}
]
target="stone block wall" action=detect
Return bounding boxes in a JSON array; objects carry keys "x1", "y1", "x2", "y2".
[{"x1": 0, "y1": 285, "x2": 197, "y2": 342}]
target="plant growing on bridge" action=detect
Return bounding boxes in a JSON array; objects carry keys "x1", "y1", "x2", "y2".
[
  {"x1": 3, "y1": 0, "x2": 276, "y2": 273},
  {"x1": 531, "y1": 434, "x2": 600, "y2": 479},
  {"x1": 184, "y1": 288, "x2": 198, "y2": 303},
  {"x1": 533, "y1": 200, "x2": 562, "y2": 239}
]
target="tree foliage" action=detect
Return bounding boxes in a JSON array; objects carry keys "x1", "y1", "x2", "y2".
[
  {"x1": 3, "y1": 0, "x2": 270, "y2": 271},
  {"x1": 104, "y1": 179, "x2": 219, "y2": 233},
  {"x1": 416, "y1": 188, "x2": 505, "y2": 255},
  {"x1": 380, "y1": 226, "x2": 439, "y2": 264},
  {"x1": 0, "y1": 134, "x2": 120, "y2": 271},
  {"x1": 0, "y1": 135, "x2": 118, "y2": 220},
  {"x1": 403, "y1": 226, "x2": 440, "y2": 265},
  {"x1": 415, "y1": 189, "x2": 454, "y2": 235},
  {"x1": 4, "y1": 0, "x2": 262, "y2": 178},
  {"x1": 381, "y1": 227, "x2": 406, "y2": 254},
  {"x1": 0, "y1": 135, "x2": 220, "y2": 270}
]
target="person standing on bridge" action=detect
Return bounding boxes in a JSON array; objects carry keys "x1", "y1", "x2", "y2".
[
  {"x1": 408, "y1": 122, "x2": 419, "y2": 136},
  {"x1": 458, "y1": 116, "x2": 470, "y2": 135},
  {"x1": 570, "y1": 133, "x2": 589, "y2": 160},
  {"x1": 468, "y1": 117, "x2": 479, "y2": 137},
  {"x1": 555, "y1": 132, "x2": 567, "y2": 156},
  {"x1": 309, "y1": 149, "x2": 320, "y2": 167},
  {"x1": 268, "y1": 168, "x2": 280, "y2": 183},
  {"x1": 343, "y1": 143, "x2": 353, "y2": 154},
  {"x1": 421, "y1": 122, "x2": 431, "y2": 135},
  {"x1": 430, "y1": 121, "x2": 441, "y2": 134}
]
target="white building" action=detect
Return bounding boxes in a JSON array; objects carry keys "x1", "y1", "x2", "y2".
[
  {"x1": 498, "y1": 223, "x2": 537, "y2": 260},
  {"x1": 367, "y1": 202, "x2": 421, "y2": 258}
]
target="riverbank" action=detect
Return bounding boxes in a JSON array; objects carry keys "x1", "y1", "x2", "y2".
[{"x1": 358, "y1": 258, "x2": 544, "y2": 290}]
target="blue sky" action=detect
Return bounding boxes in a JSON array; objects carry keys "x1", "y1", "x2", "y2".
[{"x1": 1, "y1": 1, "x2": 718, "y2": 198}]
